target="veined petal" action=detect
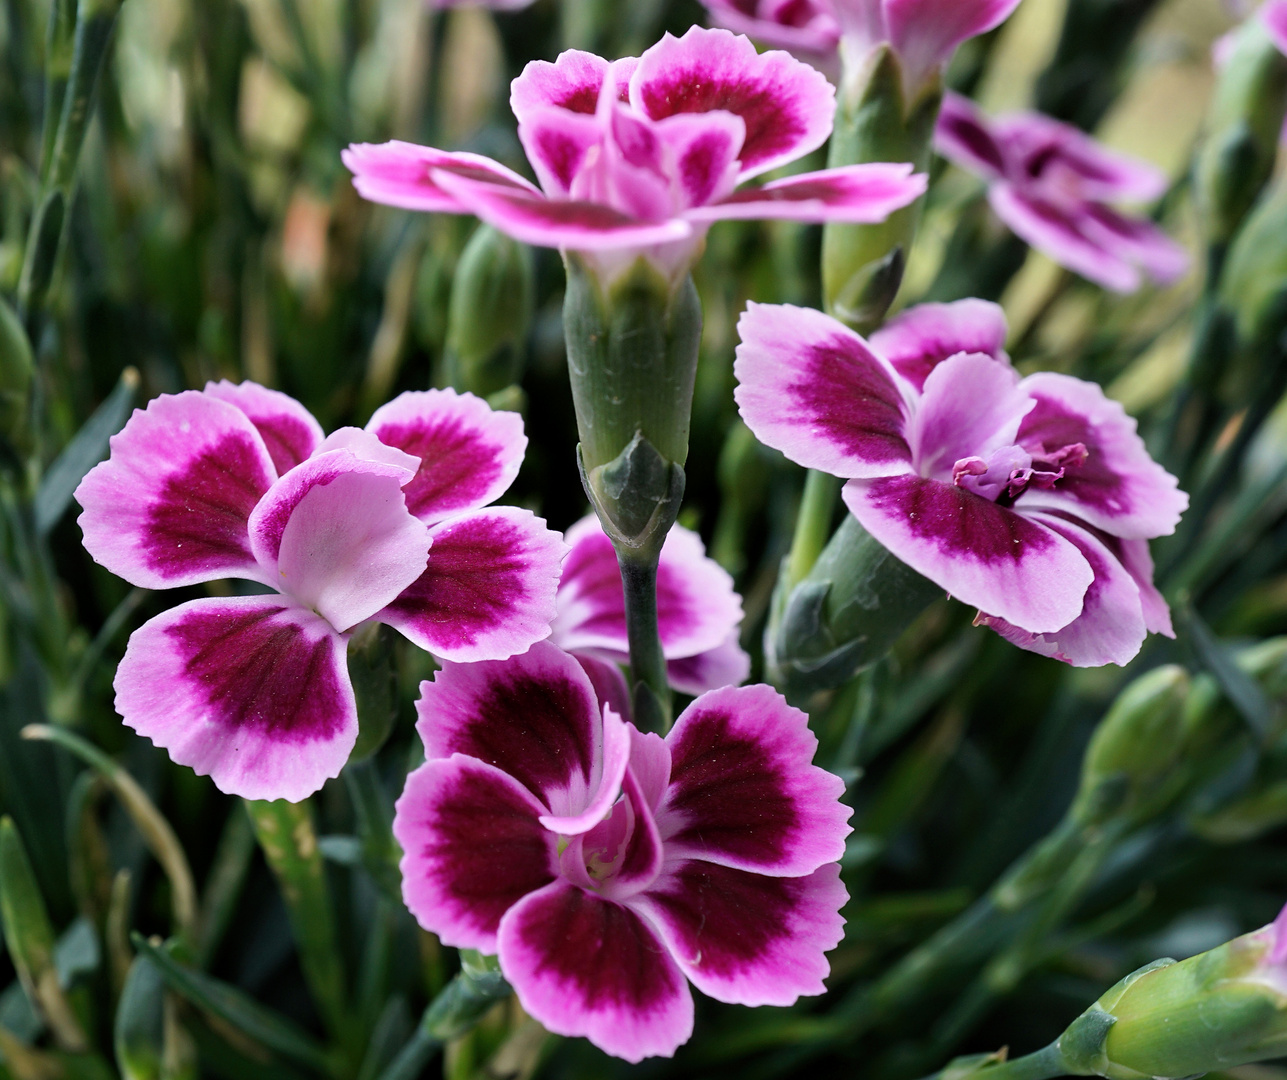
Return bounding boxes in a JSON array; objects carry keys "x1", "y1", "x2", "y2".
[
  {"x1": 342, "y1": 143, "x2": 540, "y2": 213},
  {"x1": 869, "y1": 298, "x2": 1010, "y2": 392},
  {"x1": 517, "y1": 106, "x2": 604, "y2": 198},
  {"x1": 843, "y1": 474, "x2": 1093, "y2": 633},
  {"x1": 667, "y1": 635, "x2": 752, "y2": 696},
  {"x1": 497, "y1": 881, "x2": 693, "y2": 1063},
  {"x1": 539, "y1": 704, "x2": 630, "y2": 835},
  {"x1": 702, "y1": 0, "x2": 843, "y2": 57},
  {"x1": 203, "y1": 380, "x2": 324, "y2": 475},
  {"x1": 657, "y1": 684, "x2": 851, "y2": 875},
  {"x1": 886, "y1": 0, "x2": 1023, "y2": 90},
  {"x1": 653, "y1": 111, "x2": 746, "y2": 211},
  {"x1": 75, "y1": 391, "x2": 276, "y2": 589},
  {"x1": 429, "y1": 168, "x2": 693, "y2": 250},
  {"x1": 247, "y1": 449, "x2": 425, "y2": 631},
  {"x1": 393, "y1": 756, "x2": 556, "y2": 952},
  {"x1": 638, "y1": 860, "x2": 846, "y2": 1006},
  {"x1": 379, "y1": 507, "x2": 565, "y2": 663},
  {"x1": 272, "y1": 462, "x2": 430, "y2": 632},
  {"x1": 114, "y1": 597, "x2": 355, "y2": 802},
  {"x1": 987, "y1": 184, "x2": 1142, "y2": 293},
  {"x1": 510, "y1": 50, "x2": 629, "y2": 124},
  {"x1": 1014, "y1": 372, "x2": 1188, "y2": 538},
  {"x1": 934, "y1": 90, "x2": 1007, "y2": 179},
  {"x1": 365, "y1": 389, "x2": 527, "y2": 524},
  {"x1": 415, "y1": 641, "x2": 609, "y2": 817},
  {"x1": 907, "y1": 352, "x2": 1031, "y2": 481},
  {"x1": 631, "y1": 27, "x2": 836, "y2": 180},
  {"x1": 734, "y1": 302, "x2": 914, "y2": 478},
  {"x1": 687, "y1": 163, "x2": 925, "y2": 222},
  {"x1": 976, "y1": 513, "x2": 1149, "y2": 667},
  {"x1": 552, "y1": 516, "x2": 744, "y2": 663}
]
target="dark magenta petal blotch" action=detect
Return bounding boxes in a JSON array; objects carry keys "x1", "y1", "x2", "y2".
[
  {"x1": 868, "y1": 298, "x2": 1010, "y2": 392},
  {"x1": 113, "y1": 596, "x2": 356, "y2": 802},
  {"x1": 639, "y1": 860, "x2": 847, "y2": 1005},
  {"x1": 365, "y1": 389, "x2": 527, "y2": 524},
  {"x1": 415, "y1": 641, "x2": 603, "y2": 812},
  {"x1": 734, "y1": 302, "x2": 913, "y2": 479},
  {"x1": 75, "y1": 391, "x2": 277, "y2": 590},
  {"x1": 379, "y1": 507, "x2": 566, "y2": 663},
  {"x1": 394, "y1": 756, "x2": 556, "y2": 952},
  {"x1": 204, "y1": 379, "x2": 324, "y2": 475},
  {"x1": 497, "y1": 881, "x2": 695, "y2": 1063},
  {"x1": 844, "y1": 474, "x2": 1094, "y2": 633},
  {"x1": 658, "y1": 684, "x2": 851, "y2": 876},
  {"x1": 631, "y1": 27, "x2": 835, "y2": 180}
]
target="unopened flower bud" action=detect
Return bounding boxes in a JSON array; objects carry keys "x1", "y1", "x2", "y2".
[
  {"x1": 1063, "y1": 904, "x2": 1287, "y2": 1079},
  {"x1": 443, "y1": 224, "x2": 534, "y2": 398},
  {"x1": 1196, "y1": 17, "x2": 1287, "y2": 250},
  {"x1": 823, "y1": 46, "x2": 938, "y2": 331},
  {"x1": 1069, "y1": 665, "x2": 1191, "y2": 829}
]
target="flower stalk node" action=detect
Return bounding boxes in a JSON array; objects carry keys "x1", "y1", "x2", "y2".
[{"x1": 578, "y1": 434, "x2": 687, "y2": 560}]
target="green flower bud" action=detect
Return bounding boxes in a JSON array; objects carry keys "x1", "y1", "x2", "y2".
[
  {"x1": 563, "y1": 254, "x2": 698, "y2": 559},
  {"x1": 768, "y1": 515, "x2": 943, "y2": 697},
  {"x1": 1196, "y1": 18, "x2": 1287, "y2": 250},
  {"x1": 823, "y1": 46, "x2": 939, "y2": 331},
  {"x1": 1068, "y1": 665, "x2": 1191, "y2": 829},
  {"x1": 1065, "y1": 906, "x2": 1287, "y2": 1079},
  {"x1": 443, "y1": 224, "x2": 534, "y2": 398}
]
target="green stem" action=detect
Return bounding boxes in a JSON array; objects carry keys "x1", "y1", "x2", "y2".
[
  {"x1": 785, "y1": 471, "x2": 840, "y2": 591},
  {"x1": 619, "y1": 552, "x2": 671, "y2": 733},
  {"x1": 958, "y1": 1043, "x2": 1068, "y2": 1080}
]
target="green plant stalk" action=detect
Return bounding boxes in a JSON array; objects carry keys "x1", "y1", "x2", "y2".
[
  {"x1": 38, "y1": 0, "x2": 77, "y2": 181},
  {"x1": 21, "y1": 724, "x2": 197, "y2": 943},
  {"x1": 784, "y1": 471, "x2": 841, "y2": 593},
  {"x1": 244, "y1": 799, "x2": 357, "y2": 1056},
  {"x1": 619, "y1": 554, "x2": 671, "y2": 733},
  {"x1": 924, "y1": 1043, "x2": 1069, "y2": 1080}
]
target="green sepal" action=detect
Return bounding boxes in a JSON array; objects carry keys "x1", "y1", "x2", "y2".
[
  {"x1": 577, "y1": 435, "x2": 686, "y2": 559},
  {"x1": 422, "y1": 952, "x2": 510, "y2": 1043}
]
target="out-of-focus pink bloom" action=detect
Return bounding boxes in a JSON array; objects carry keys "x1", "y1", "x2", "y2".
[
  {"x1": 734, "y1": 299, "x2": 1188, "y2": 667},
  {"x1": 343, "y1": 27, "x2": 925, "y2": 286},
  {"x1": 701, "y1": 0, "x2": 1023, "y2": 93},
  {"x1": 550, "y1": 515, "x2": 750, "y2": 702},
  {"x1": 430, "y1": 0, "x2": 535, "y2": 9},
  {"x1": 1214, "y1": 2, "x2": 1287, "y2": 145},
  {"x1": 75, "y1": 382, "x2": 565, "y2": 801},
  {"x1": 394, "y1": 642, "x2": 850, "y2": 1061},
  {"x1": 935, "y1": 92, "x2": 1190, "y2": 293}
]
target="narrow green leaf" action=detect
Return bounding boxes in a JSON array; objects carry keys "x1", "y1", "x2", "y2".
[
  {"x1": 114, "y1": 957, "x2": 164, "y2": 1080},
  {"x1": 34, "y1": 367, "x2": 138, "y2": 537},
  {"x1": 0, "y1": 817, "x2": 87, "y2": 1053},
  {"x1": 1178, "y1": 603, "x2": 1276, "y2": 740},
  {"x1": 129, "y1": 935, "x2": 335, "y2": 1076}
]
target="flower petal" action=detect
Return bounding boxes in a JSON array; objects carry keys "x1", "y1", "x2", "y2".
[
  {"x1": 657, "y1": 684, "x2": 851, "y2": 875},
  {"x1": 843, "y1": 475, "x2": 1093, "y2": 633},
  {"x1": 1266, "y1": 0, "x2": 1287, "y2": 55},
  {"x1": 1014, "y1": 372, "x2": 1188, "y2": 538},
  {"x1": 1079, "y1": 204, "x2": 1190, "y2": 286},
  {"x1": 379, "y1": 507, "x2": 565, "y2": 663},
  {"x1": 667, "y1": 635, "x2": 751, "y2": 696},
  {"x1": 271, "y1": 462, "x2": 430, "y2": 632},
  {"x1": 415, "y1": 641, "x2": 608, "y2": 816},
  {"x1": 203, "y1": 380, "x2": 324, "y2": 475},
  {"x1": 701, "y1": 0, "x2": 842, "y2": 58},
  {"x1": 654, "y1": 110, "x2": 746, "y2": 211},
  {"x1": 976, "y1": 513, "x2": 1149, "y2": 667},
  {"x1": 868, "y1": 299, "x2": 1010, "y2": 392},
  {"x1": 538, "y1": 703, "x2": 631, "y2": 836},
  {"x1": 907, "y1": 352, "x2": 1031, "y2": 481},
  {"x1": 497, "y1": 881, "x2": 694, "y2": 1063},
  {"x1": 75, "y1": 391, "x2": 276, "y2": 589},
  {"x1": 934, "y1": 90, "x2": 1007, "y2": 179},
  {"x1": 341, "y1": 142, "x2": 540, "y2": 213},
  {"x1": 573, "y1": 653, "x2": 634, "y2": 721},
  {"x1": 734, "y1": 302, "x2": 913, "y2": 478},
  {"x1": 365, "y1": 389, "x2": 527, "y2": 524},
  {"x1": 886, "y1": 0, "x2": 1023, "y2": 90},
  {"x1": 393, "y1": 755, "x2": 556, "y2": 952},
  {"x1": 516, "y1": 106, "x2": 604, "y2": 198},
  {"x1": 638, "y1": 860, "x2": 846, "y2": 1006},
  {"x1": 114, "y1": 597, "x2": 354, "y2": 802},
  {"x1": 552, "y1": 516, "x2": 744, "y2": 663},
  {"x1": 987, "y1": 184, "x2": 1142, "y2": 293},
  {"x1": 1112, "y1": 535, "x2": 1172, "y2": 636},
  {"x1": 631, "y1": 27, "x2": 835, "y2": 180},
  {"x1": 688, "y1": 163, "x2": 925, "y2": 223},
  {"x1": 578, "y1": 765, "x2": 665, "y2": 898},
  {"x1": 510, "y1": 50, "x2": 626, "y2": 125},
  {"x1": 429, "y1": 168, "x2": 693, "y2": 250}
]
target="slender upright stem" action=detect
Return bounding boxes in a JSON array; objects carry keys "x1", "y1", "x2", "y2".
[
  {"x1": 620, "y1": 553, "x2": 672, "y2": 733},
  {"x1": 785, "y1": 470, "x2": 841, "y2": 590},
  {"x1": 939, "y1": 1043, "x2": 1069, "y2": 1080}
]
